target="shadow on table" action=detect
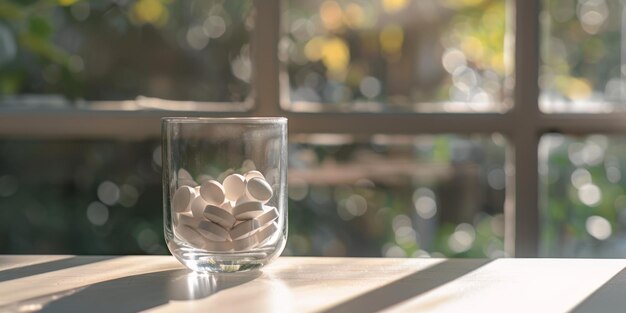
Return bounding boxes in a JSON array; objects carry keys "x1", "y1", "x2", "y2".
[
  {"x1": 31, "y1": 269, "x2": 261, "y2": 313},
  {"x1": 320, "y1": 259, "x2": 492, "y2": 313},
  {"x1": 0, "y1": 256, "x2": 117, "y2": 283},
  {"x1": 570, "y1": 267, "x2": 626, "y2": 312}
]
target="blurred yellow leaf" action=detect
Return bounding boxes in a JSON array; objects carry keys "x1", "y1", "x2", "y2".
[
  {"x1": 345, "y1": 3, "x2": 365, "y2": 29},
  {"x1": 320, "y1": 1, "x2": 343, "y2": 31},
  {"x1": 555, "y1": 76, "x2": 593, "y2": 101},
  {"x1": 322, "y1": 37, "x2": 350, "y2": 73},
  {"x1": 461, "y1": 36, "x2": 484, "y2": 63},
  {"x1": 380, "y1": 24, "x2": 403, "y2": 55},
  {"x1": 132, "y1": 0, "x2": 168, "y2": 26},
  {"x1": 382, "y1": 0, "x2": 408, "y2": 13},
  {"x1": 58, "y1": 0, "x2": 79, "y2": 6},
  {"x1": 304, "y1": 36, "x2": 325, "y2": 61},
  {"x1": 566, "y1": 78, "x2": 593, "y2": 101}
]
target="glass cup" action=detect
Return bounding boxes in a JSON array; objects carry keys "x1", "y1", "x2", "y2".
[{"x1": 162, "y1": 117, "x2": 287, "y2": 273}]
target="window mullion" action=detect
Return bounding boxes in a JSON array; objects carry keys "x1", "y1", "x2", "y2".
[
  {"x1": 252, "y1": 0, "x2": 282, "y2": 117},
  {"x1": 506, "y1": 0, "x2": 542, "y2": 257}
]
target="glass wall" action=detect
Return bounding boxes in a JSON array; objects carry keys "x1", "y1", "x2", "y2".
[{"x1": 0, "y1": 135, "x2": 506, "y2": 257}]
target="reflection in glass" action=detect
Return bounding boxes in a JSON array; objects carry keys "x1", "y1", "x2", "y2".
[{"x1": 282, "y1": 0, "x2": 511, "y2": 112}]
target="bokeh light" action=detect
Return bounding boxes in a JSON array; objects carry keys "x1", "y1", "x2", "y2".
[
  {"x1": 540, "y1": 134, "x2": 626, "y2": 257},
  {"x1": 0, "y1": 0, "x2": 254, "y2": 105},
  {"x1": 287, "y1": 134, "x2": 505, "y2": 258},
  {"x1": 541, "y1": 0, "x2": 626, "y2": 112},
  {"x1": 0, "y1": 140, "x2": 164, "y2": 254},
  {"x1": 283, "y1": 0, "x2": 509, "y2": 112},
  {"x1": 578, "y1": 183, "x2": 602, "y2": 207},
  {"x1": 586, "y1": 215, "x2": 612, "y2": 240},
  {"x1": 97, "y1": 181, "x2": 120, "y2": 206},
  {"x1": 86, "y1": 201, "x2": 109, "y2": 226}
]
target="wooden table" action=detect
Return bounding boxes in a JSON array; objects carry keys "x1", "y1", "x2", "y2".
[{"x1": 1, "y1": 255, "x2": 625, "y2": 312}]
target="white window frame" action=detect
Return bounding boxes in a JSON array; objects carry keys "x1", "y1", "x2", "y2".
[{"x1": 1, "y1": 0, "x2": 622, "y2": 256}]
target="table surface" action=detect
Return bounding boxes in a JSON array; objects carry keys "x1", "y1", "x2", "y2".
[{"x1": 1, "y1": 256, "x2": 625, "y2": 313}]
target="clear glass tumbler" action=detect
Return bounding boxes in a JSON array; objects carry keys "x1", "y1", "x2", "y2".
[{"x1": 162, "y1": 117, "x2": 287, "y2": 273}]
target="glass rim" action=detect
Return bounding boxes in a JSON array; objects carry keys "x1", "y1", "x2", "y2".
[{"x1": 161, "y1": 117, "x2": 287, "y2": 124}]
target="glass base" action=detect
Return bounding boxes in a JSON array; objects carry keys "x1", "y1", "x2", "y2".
[{"x1": 167, "y1": 237, "x2": 285, "y2": 273}]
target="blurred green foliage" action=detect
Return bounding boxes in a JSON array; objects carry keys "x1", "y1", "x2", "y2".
[
  {"x1": 284, "y1": 0, "x2": 507, "y2": 112},
  {"x1": 0, "y1": 136, "x2": 506, "y2": 258},
  {"x1": 1, "y1": 0, "x2": 623, "y2": 258},
  {"x1": 541, "y1": 0, "x2": 625, "y2": 109},
  {"x1": 0, "y1": 140, "x2": 165, "y2": 254},
  {"x1": 277, "y1": 134, "x2": 505, "y2": 258},
  {"x1": 540, "y1": 135, "x2": 626, "y2": 257},
  {"x1": 0, "y1": 0, "x2": 252, "y2": 102},
  {"x1": 0, "y1": 0, "x2": 505, "y2": 258}
]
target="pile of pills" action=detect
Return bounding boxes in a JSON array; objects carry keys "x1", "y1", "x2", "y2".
[{"x1": 171, "y1": 169, "x2": 279, "y2": 252}]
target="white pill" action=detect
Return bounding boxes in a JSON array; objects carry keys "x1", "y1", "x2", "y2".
[
  {"x1": 200, "y1": 180, "x2": 225, "y2": 205},
  {"x1": 223, "y1": 174, "x2": 246, "y2": 201},
  {"x1": 245, "y1": 177, "x2": 273, "y2": 203},
  {"x1": 254, "y1": 222, "x2": 279, "y2": 246},
  {"x1": 235, "y1": 193, "x2": 253, "y2": 207},
  {"x1": 172, "y1": 186, "x2": 196, "y2": 213},
  {"x1": 241, "y1": 159, "x2": 257, "y2": 172},
  {"x1": 178, "y1": 212, "x2": 228, "y2": 242},
  {"x1": 177, "y1": 168, "x2": 198, "y2": 187},
  {"x1": 196, "y1": 220, "x2": 229, "y2": 241},
  {"x1": 220, "y1": 200, "x2": 234, "y2": 213},
  {"x1": 177, "y1": 212, "x2": 198, "y2": 227},
  {"x1": 232, "y1": 234, "x2": 258, "y2": 251},
  {"x1": 179, "y1": 179, "x2": 198, "y2": 187},
  {"x1": 232, "y1": 200, "x2": 264, "y2": 220},
  {"x1": 231, "y1": 222, "x2": 279, "y2": 251},
  {"x1": 244, "y1": 170, "x2": 265, "y2": 181},
  {"x1": 230, "y1": 219, "x2": 261, "y2": 240},
  {"x1": 175, "y1": 224, "x2": 205, "y2": 248},
  {"x1": 203, "y1": 204, "x2": 236, "y2": 229},
  {"x1": 217, "y1": 168, "x2": 235, "y2": 183},
  {"x1": 191, "y1": 196, "x2": 208, "y2": 220},
  {"x1": 178, "y1": 168, "x2": 194, "y2": 180},
  {"x1": 230, "y1": 207, "x2": 278, "y2": 240},
  {"x1": 255, "y1": 206, "x2": 279, "y2": 226}
]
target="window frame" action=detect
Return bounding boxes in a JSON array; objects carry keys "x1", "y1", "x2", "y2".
[{"x1": 2, "y1": 0, "x2": 621, "y2": 256}]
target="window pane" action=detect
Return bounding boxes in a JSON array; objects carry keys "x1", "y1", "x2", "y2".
[
  {"x1": 1, "y1": 135, "x2": 506, "y2": 258},
  {"x1": 540, "y1": 134, "x2": 626, "y2": 257},
  {"x1": 286, "y1": 134, "x2": 507, "y2": 257},
  {"x1": 281, "y1": 0, "x2": 511, "y2": 113},
  {"x1": 0, "y1": 0, "x2": 253, "y2": 108},
  {"x1": 540, "y1": 0, "x2": 624, "y2": 113},
  {"x1": 0, "y1": 140, "x2": 165, "y2": 254}
]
